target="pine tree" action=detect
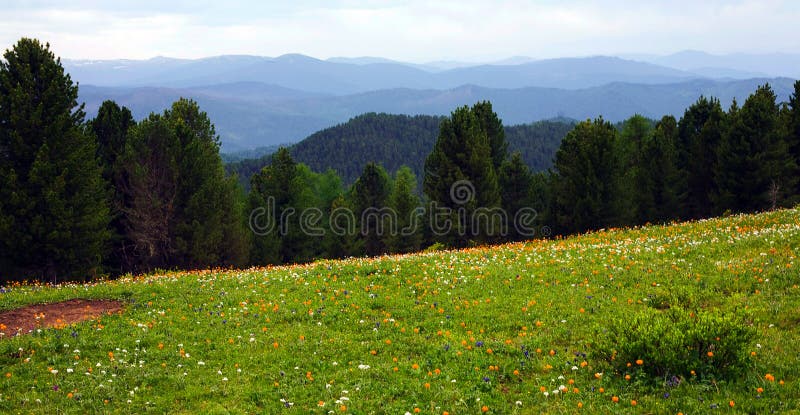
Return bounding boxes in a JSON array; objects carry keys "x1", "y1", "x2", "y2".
[
  {"x1": 618, "y1": 115, "x2": 654, "y2": 225},
  {"x1": 352, "y1": 162, "x2": 392, "y2": 256},
  {"x1": 715, "y1": 85, "x2": 787, "y2": 213},
  {"x1": 645, "y1": 116, "x2": 683, "y2": 222},
  {"x1": 0, "y1": 38, "x2": 110, "y2": 282},
  {"x1": 249, "y1": 147, "x2": 298, "y2": 264},
  {"x1": 677, "y1": 96, "x2": 724, "y2": 219},
  {"x1": 386, "y1": 166, "x2": 422, "y2": 253},
  {"x1": 88, "y1": 100, "x2": 136, "y2": 273},
  {"x1": 785, "y1": 81, "x2": 800, "y2": 202},
  {"x1": 472, "y1": 101, "x2": 507, "y2": 170},
  {"x1": 499, "y1": 152, "x2": 533, "y2": 240},
  {"x1": 424, "y1": 105, "x2": 502, "y2": 246},
  {"x1": 552, "y1": 118, "x2": 620, "y2": 234},
  {"x1": 119, "y1": 99, "x2": 248, "y2": 271}
]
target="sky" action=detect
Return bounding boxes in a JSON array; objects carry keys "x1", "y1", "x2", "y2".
[{"x1": 1, "y1": 0, "x2": 799, "y2": 62}]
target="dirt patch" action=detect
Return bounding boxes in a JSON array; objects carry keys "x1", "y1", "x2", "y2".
[{"x1": 0, "y1": 299, "x2": 125, "y2": 337}]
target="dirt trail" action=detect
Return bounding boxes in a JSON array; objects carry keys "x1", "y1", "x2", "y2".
[{"x1": 0, "y1": 299, "x2": 125, "y2": 337}]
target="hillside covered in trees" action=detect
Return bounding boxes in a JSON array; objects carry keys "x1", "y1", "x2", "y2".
[{"x1": 227, "y1": 114, "x2": 575, "y2": 187}]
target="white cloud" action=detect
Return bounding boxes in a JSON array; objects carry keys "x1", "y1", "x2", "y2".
[{"x1": 1, "y1": 0, "x2": 798, "y2": 61}]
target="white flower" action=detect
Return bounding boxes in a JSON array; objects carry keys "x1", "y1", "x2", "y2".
[
  {"x1": 66, "y1": 368, "x2": 74, "y2": 373},
  {"x1": 516, "y1": 401, "x2": 523, "y2": 406},
  {"x1": 357, "y1": 364, "x2": 370, "y2": 370},
  {"x1": 543, "y1": 392, "x2": 549, "y2": 397},
  {"x1": 50, "y1": 369, "x2": 58, "y2": 374},
  {"x1": 198, "y1": 361, "x2": 205, "y2": 366}
]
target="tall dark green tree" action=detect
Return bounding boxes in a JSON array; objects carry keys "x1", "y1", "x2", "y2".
[
  {"x1": 424, "y1": 105, "x2": 502, "y2": 246},
  {"x1": 0, "y1": 38, "x2": 110, "y2": 282},
  {"x1": 641, "y1": 115, "x2": 683, "y2": 222},
  {"x1": 249, "y1": 147, "x2": 298, "y2": 265},
  {"x1": 716, "y1": 84, "x2": 792, "y2": 212},
  {"x1": 352, "y1": 162, "x2": 392, "y2": 256},
  {"x1": 618, "y1": 115, "x2": 654, "y2": 225},
  {"x1": 119, "y1": 99, "x2": 247, "y2": 271},
  {"x1": 677, "y1": 96, "x2": 724, "y2": 219},
  {"x1": 499, "y1": 152, "x2": 533, "y2": 240},
  {"x1": 88, "y1": 100, "x2": 136, "y2": 273},
  {"x1": 386, "y1": 166, "x2": 422, "y2": 253},
  {"x1": 785, "y1": 81, "x2": 800, "y2": 202},
  {"x1": 552, "y1": 118, "x2": 620, "y2": 234},
  {"x1": 472, "y1": 101, "x2": 507, "y2": 170}
]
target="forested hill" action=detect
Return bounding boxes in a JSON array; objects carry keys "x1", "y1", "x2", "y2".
[{"x1": 227, "y1": 113, "x2": 575, "y2": 187}]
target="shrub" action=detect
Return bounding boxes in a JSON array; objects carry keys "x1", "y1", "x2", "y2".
[{"x1": 598, "y1": 305, "x2": 755, "y2": 380}]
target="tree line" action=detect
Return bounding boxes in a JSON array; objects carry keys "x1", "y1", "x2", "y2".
[
  {"x1": 226, "y1": 112, "x2": 574, "y2": 189},
  {"x1": 1, "y1": 38, "x2": 799, "y2": 282}
]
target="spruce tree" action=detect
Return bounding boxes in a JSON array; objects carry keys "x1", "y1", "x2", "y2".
[
  {"x1": 249, "y1": 147, "x2": 298, "y2": 264},
  {"x1": 353, "y1": 162, "x2": 392, "y2": 256},
  {"x1": 552, "y1": 118, "x2": 620, "y2": 234},
  {"x1": 499, "y1": 152, "x2": 533, "y2": 240},
  {"x1": 715, "y1": 85, "x2": 787, "y2": 213},
  {"x1": 424, "y1": 105, "x2": 502, "y2": 246},
  {"x1": 0, "y1": 38, "x2": 110, "y2": 282},
  {"x1": 119, "y1": 99, "x2": 248, "y2": 271},
  {"x1": 645, "y1": 115, "x2": 683, "y2": 222},
  {"x1": 386, "y1": 166, "x2": 422, "y2": 253},
  {"x1": 472, "y1": 101, "x2": 507, "y2": 170},
  {"x1": 677, "y1": 96, "x2": 724, "y2": 219},
  {"x1": 88, "y1": 100, "x2": 136, "y2": 273},
  {"x1": 785, "y1": 81, "x2": 800, "y2": 202}
]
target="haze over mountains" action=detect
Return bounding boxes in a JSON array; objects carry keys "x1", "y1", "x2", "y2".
[{"x1": 67, "y1": 51, "x2": 800, "y2": 151}]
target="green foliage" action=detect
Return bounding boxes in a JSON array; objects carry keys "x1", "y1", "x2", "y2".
[
  {"x1": 0, "y1": 38, "x2": 110, "y2": 282},
  {"x1": 678, "y1": 96, "x2": 724, "y2": 219},
  {"x1": 386, "y1": 166, "x2": 422, "y2": 254},
  {"x1": 499, "y1": 152, "x2": 533, "y2": 240},
  {"x1": 716, "y1": 85, "x2": 793, "y2": 213},
  {"x1": 118, "y1": 99, "x2": 248, "y2": 271},
  {"x1": 88, "y1": 100, "x2": 136, "y2": 273},
  {"x1": 600, "y1": 305, "x2": 755, "y2": 380},
  {"x1": 352, "y1": 162, "x2": 392, "y2": 256},
  {"x1": 227, "y1": 113, "x2": 573, "y2": 189},
  {"x1": 424, "y1": 104, "x2": 503, "y2": 246},
  {"x1": 552, "y1": 117, "x2": 620, "y2": 234}
]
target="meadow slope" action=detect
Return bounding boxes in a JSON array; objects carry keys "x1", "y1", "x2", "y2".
[{"x1": 1, "y1": 208, "x2": 799, "y2": 414}]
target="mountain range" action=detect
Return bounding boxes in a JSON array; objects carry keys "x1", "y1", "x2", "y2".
[{"x1": 66, "y1": 52, "x2": 800, "y2": 151}]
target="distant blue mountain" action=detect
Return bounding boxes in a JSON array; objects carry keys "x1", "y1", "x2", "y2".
[
  {"x1": 66, "y1": 54, "x2": 700, "y2": 94},
  {"x1": 79, "y1": 78, "x2": 797, "y2": 152}
]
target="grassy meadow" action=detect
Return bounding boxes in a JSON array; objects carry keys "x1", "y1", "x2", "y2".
[{"x1": 1, "y1": 208, "x2": 799, "y2": 414}]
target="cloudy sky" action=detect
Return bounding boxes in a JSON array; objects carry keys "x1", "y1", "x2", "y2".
[{"x1": 2, "y1": 0, "x2": 798, "y2": 62}]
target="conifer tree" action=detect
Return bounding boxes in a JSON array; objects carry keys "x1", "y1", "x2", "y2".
[
  {"x1": 386, "y1": 166, "x2": 422, "y2": 253},
  {"x1": 88, "y1": 100, "x2": 136, "y2": 273},
  {"x1": 677, "y1": 96, "x2": 724, "y2": 219},
  {"x1": 352, "y1": 162, "x2": 392, "y2": 256},
  {"x1": 424, "y1": 105, "x2": 502, "y2": 246},
  {"x1": 0, "y1": 38, "x2": 110, "y2": 282},
  {"x1": 552, "y1": 118, "x2": 620, "y2": 234},
  {"x1": 499, "y1": 152, "x2": 533, "y2": 240},
  {"x1": 249, "y1": 147, "x2": 298, "y2": 264}
]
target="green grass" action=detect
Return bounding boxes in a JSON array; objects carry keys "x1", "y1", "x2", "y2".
[{"x1": 1, "y1": 209, "x2": 799, "y2": 414}]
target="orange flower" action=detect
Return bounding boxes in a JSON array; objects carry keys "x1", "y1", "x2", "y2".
[
  {"x1": 481, "y1": 405, "x2": 489, "y2": 412},
  {"x1": 765, "y1": 373, "x2": 775, "y2": 382},
  {"x1": 4, "y1": 372, "x2": 10, "y2": 378},
  {"x1": 707, "y1": 351, "x2": 714, "y2": 357},
  {"x1": 631, "y1": 400, "x2": 637, "y2": 406},
  {"x1": 412, "y1": 363, "x2": 419, "y2": 370},
  {"x1": 635, "y1": 359, "x2": 643, "y2": 365},
  {"x1": 577, "y1": 402, "x2": 583, "y2": 409},
  {"x1": 729, "y1": 400, "x2": 735, "y2": 407},
  {"x1": 612, "y1": 396, "x2": 619, "y2": 403}
]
